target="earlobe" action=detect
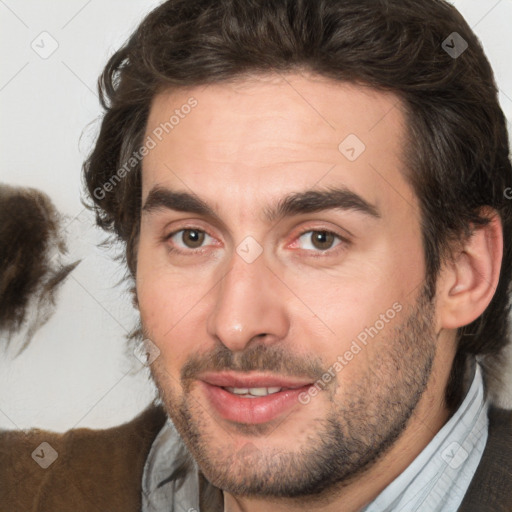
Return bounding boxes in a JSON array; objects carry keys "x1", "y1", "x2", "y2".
[{"x1": 439, "y1": 211, "x2": 503, "y2": 330}]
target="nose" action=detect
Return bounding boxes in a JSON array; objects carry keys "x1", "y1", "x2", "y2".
[{"x1": 206, "y1": 249, "x2": 290, "y2": 352}]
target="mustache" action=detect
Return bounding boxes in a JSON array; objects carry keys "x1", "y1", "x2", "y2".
[{"x1": 181, "y1": 343, "x2": 326, "y2": 383}]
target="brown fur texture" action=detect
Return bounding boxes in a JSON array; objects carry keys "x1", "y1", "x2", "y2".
[
  {"x1": 0, "y1": 184, "x2": 79, "y2": 354},
  {"x1": 0, "y1": 404, "x2": 167, "y2": 512}
]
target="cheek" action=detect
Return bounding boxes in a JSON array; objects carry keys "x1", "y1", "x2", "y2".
[
  {"x1": 138, "y1": 284, "x2": 193, "y2": 381},
  {"x1": 137, "y1": 246, "x2": 190, "y2": 332},
  {"x1": 136, "y1": 261, "x2": 212, "y2": 372},
  {"x1": 285, "y1": 264, "x2": 404, "y2": 340},
  {"x1": 282, "y1": 249, "x2": 421, "y2": 377}
]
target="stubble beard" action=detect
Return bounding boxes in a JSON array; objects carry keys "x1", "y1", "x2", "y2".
[{"x1": 148, "y1": 289, "x2": 437, "y2": 500}]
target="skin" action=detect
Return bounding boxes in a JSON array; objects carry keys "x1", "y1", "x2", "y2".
[{"x1": 136, "y1": 73, "x2": 502, "y2": 511}]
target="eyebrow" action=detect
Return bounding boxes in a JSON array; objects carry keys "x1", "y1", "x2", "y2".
[
  {"x1": 267, "y1": 186, "x2": 380, "y2": 222},
  {"x1": 142, "y1": 185, "x2": 380, "y2": 223}
]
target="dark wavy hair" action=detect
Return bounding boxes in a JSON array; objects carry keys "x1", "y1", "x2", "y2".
[
  {"x1": 83, "y1": 0, "x2": 512, "y2": 409},
  {"x1": 0, "y1": 184, "x2": 79, "y2": 353}
]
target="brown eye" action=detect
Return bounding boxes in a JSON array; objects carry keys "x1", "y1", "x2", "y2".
[
  {"x1": 296, "y1": 230, "x2": 342, "y2": 252},
  {"x1": 310, "y1": 231, "x2": 336, "y2": 250},
  {"x1": 166, "y1": 228, "x2": 216, "y2": 254},
  {"x1": 181, "y1": 229, "x2": 205, "y2": 248}
]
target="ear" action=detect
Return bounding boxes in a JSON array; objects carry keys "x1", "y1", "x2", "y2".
[{"x1": 437, "y1": 209, "x2": 503, "y2": 330}]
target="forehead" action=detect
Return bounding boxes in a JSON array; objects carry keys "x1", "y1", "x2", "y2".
[{"x1": 142, "y1": 73, "x2": 416, "y2": 218}]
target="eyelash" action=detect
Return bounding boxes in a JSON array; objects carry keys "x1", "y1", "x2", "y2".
[
  {"x1": 163, "y1": 226, "x2": 350, "y2": 257},
  {"x1": 163, "y1": 227, "x2": 214, "y2": 256},
  {"x1": 293, "y1": 228, "x2": 349, "y2": 257}
]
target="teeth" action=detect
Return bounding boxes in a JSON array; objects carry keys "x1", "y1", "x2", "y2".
[
  {"x1": 249, "y1": 387, "x2": 275, "y2": 396},
  {"x1": 226, "y1": 386, "x2": 283, "y2": 397},
  {"x1": 231, "y1": 388, "x2": 249, "y2": 394}
]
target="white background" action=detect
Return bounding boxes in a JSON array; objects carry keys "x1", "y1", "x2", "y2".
[{"x1": 0, "y1": 0, "x2": 511, "y2": 431}]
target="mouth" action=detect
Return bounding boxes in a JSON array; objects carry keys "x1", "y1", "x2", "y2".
[{"x1": 198, "y1": 371, "x2": 314, "y2": 425}]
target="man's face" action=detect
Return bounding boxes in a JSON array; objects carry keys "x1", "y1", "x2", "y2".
[{"x1": 136, "y1": 74, "x2": 439, "y2": 496}]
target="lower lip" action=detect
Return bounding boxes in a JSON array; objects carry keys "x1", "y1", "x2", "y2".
[{"x1": 201, "y1": 382, "x2": 311, "y2": 425}]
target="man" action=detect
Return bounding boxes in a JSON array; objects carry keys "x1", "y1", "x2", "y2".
[{"x1": 1, "y1": 0, "x2": 511, "y2": 510}]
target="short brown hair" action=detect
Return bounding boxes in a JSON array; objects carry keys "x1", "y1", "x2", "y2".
[{"x1": 83, "y1": 0, "x2": 512, "y2": 408}]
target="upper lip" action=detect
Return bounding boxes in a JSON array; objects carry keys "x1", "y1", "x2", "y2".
[{"x1": 199, "y1": 371, "x2": 314, "y2": 389}]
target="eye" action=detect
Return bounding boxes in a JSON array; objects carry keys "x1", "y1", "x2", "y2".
[
  {"x1": 296, "y1": 230, "x2": 344, "y2": 252},
  {"x1": 167, "y1": 228, "x2": 214, "y2": 250}
]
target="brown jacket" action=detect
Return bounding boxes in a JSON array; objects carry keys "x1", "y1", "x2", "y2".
[{"x1": 1, "y1": 405, "x2": 511, "y2": 511}]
